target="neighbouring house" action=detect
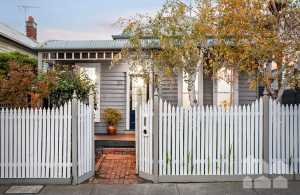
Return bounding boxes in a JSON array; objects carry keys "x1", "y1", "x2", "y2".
[{"x1": 0, "y1": 16, "x2": 38, "y2": 56}]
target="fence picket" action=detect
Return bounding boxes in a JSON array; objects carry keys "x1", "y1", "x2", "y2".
[
  {"x1": 221, "y1": 108, "x2": 225, "y2": 175},
  {"x1": 0, "y1": 109, "x2": 4, "y2": 178},
  {"x1": 42, "y1": 109, "x2": 46, "y2": 178},
  {"x1": 276, "y1": 102, "x2": 281, "y2": 174},
  {"x1": 188, "y1": 107, "x2": 193, "y2": 175},
  {"x1": 290, "y1": 105, "x2": 294, "y2": 174},
  {"x1": 192, "y1": 106, "x2": 197, "y2": 175},
  {"x1": 229, "y1": 107, "x2": 234, "y2": 175},
  {"x1": 294, "y1": 105, "x2": 298, "y2": 174},
  {"x1": 254, "y1": 101, "x2": 259, "y2": 174},
  {"x1": 259, "y1": 99, "x2": 263, "y2": 174},
  {"x1": 172, "y1": 106, "x2": 176, "y2": 175},
  {"x1": 176, "y1": 106, "x2": 180, "y2": 175},
  {"x1": 184, "y1": 107, "x2": 188, "y2": 175},
  {"x1": 37, "y1": 109, "x2": 42, "y2": 178},
  {"x1": 200, "y1": 107, "x2": 205, "y2": 175},
  {"x1": 196, "y1": 106, "x2": 201, "y2": 175},
  {"x1": 179, "y1": 107, "x2": 184, "y2": 175},
  {"x1": 212, "y1": 107, "x2": 217, "y2": 175},
  {"x1": 159, "y1": 99, "x2": 163, "y2": 175},
  {"x1": 233, "y1": 106, "x2": 238, "y2": 175}
]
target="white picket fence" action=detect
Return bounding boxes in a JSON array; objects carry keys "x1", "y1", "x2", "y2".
[
  {"x1": 269, "y1": 100, "x2": 300, "y2": 175},
  {"x1": 137, "y1": 97, "x2": 300, "y2": 178},
  {"x1": 158, "y1": 99, "x2": 264, "y2": 176},
  {"x1": 0, "y1": 100, "x2": 94, "y2": 184},
  {"x1": 77, "y1": 102, "x2": 94, "y2": 178}
]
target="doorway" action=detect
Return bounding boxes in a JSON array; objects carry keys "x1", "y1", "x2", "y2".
[{"x1": 129, "y1": 75, "x2": 149, "y2": 130}]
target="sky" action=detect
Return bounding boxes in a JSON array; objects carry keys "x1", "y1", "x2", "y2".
[{"x1": 0, "y1": 0, "x2": 178, "y2": 42}]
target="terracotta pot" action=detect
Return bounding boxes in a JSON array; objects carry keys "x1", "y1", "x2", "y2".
[{"x1": 107, "y1": 125, "x2": 117, "y2": 135}]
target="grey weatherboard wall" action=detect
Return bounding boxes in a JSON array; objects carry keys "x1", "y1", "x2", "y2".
[
  {"x1": 159, "y1": 77, "x2": 178, "y2": 105},
  {"x1": 203, "y1": 77, "x2": 213, "y2": 105},
  {"x1": 95, "y1": 72, "x2": 127, "y2": 134},
  {"x1": 239, "y1": 73, "x2": 258, "y2": 105}
]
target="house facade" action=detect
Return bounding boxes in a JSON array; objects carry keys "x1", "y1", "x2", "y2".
[
  {"x1": 36, "y1": 35, "x2": 260, "y2": 134},
  {"x1": 0, "y1": 17, "x2": 260, "y2": 133}
]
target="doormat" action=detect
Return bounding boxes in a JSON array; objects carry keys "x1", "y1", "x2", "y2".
[{"x1": 5, "y1": 185, "x2": 44, "y2": 194}]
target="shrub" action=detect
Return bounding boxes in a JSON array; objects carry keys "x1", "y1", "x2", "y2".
[
  {"x1": 47, "y1": 66, "x2": 96, "y2": 107},
  {"x1": 0, "y1": 52, "x2": 37, "y2": 75},
  {"x1": 102, "y1": 108, "x2": 122, "y2": 126},
  {"x1": 0, "y1": 61, "x2": 95, "y2": 108},
  {"x1": 0, "y1": 61, "x2": 55, "y2": 107}
]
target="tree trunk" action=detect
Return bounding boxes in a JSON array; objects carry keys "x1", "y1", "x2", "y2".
[{"x1": 187, "y1": 72, "x2": 198, "y2": 106}]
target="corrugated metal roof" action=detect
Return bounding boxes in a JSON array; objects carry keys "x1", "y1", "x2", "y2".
[
  {"x1": 0, "y1": 22, "x2": 38, "y2": 49},
  {"x1": 37, "y1": 39, "x2": 159, "y2": 50}
]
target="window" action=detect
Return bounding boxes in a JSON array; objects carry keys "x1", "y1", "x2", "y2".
[
  {"x1": 50, "y1": 52, "x2": 57, "y2": 59},
  {"x1": 130, "y1": 76, "x2": 148, "y2": 110},
  {"x1": 82, "y1": 52, "x2": 88, "y2": 59},
  {"x1": 42, "y1": 53, "x2": 48, "y2": 59},
  {"x1": 97, "y1": 52, "x2": 104, "y2": 59},
  {"x1": 89, "y1": 52, "x2": 96, "y2": 59},
  {"x1": 74, "y1": 52, "x2": 80, "y2": 59},
  {"x1": 58, "y1": 52, "x2": 65, "y2": 59},
  {"x1": 105, "y1": 52, "x2": 112, "y2": 59},
  {"x1": 216, "y1": 69, "x2": 233, "y2": 108},
  {"x1": 66, "y1": 52, "x2": 73, "y2": 59}
]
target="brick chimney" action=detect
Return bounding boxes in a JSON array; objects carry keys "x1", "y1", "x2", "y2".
[{"x1": 26, "y1": 16, "x2": 37, "y2": 40}]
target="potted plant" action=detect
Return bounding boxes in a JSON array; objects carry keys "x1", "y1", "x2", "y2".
[{"x1": 102, "y1": 108, "x2": 122, "y2": 135}]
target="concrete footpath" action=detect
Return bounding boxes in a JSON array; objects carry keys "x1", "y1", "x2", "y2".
[{"x1": 1, "y1": 182, "x2": 300, "y2": 195}]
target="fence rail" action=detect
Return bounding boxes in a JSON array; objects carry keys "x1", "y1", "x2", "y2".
[
  {"x1": 0, "y1": 99, "x2": 94, "y2": 185},
  {"x1": 137, "y1": 95, "x2": 300, "y2": 182}
]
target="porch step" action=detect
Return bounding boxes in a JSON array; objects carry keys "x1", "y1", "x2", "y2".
[
  {"x1": 95, "y1": 133, "x2": 135, "y2": 148},
  {"x1": 102, "y1": 147, "x2": 135, "y2": 155}
]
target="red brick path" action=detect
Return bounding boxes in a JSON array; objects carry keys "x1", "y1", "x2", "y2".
[{"x1": 91, "y1": 148, "x2": 141, "y2": 184}]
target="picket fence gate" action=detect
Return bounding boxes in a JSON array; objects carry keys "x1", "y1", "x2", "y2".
[
  {"x1": 136, "y1": 94, "x2": 300, "y2": 182},
  {"x1": 0, "y1": 98, "x2": 94, "y2": 185}
]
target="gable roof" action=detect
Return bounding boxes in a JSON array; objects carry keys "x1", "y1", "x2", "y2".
[
  {"x1": 37, "y1": 39, "x2": 160, "y2": 50},
  {"x1": 0, "y1": 22, "x2": 38, "y2": 49}
]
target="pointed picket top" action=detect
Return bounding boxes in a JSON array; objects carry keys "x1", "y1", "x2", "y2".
[
  {"x1": 154, "y1": 88, "x2": 159, "y2": 97},
  {"x1": 159, "y1": 98, "x2": 163, "y2": 112}
]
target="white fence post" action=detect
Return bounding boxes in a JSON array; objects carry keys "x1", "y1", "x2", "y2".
[
  {"x1": 71, "y1": 94, "x2": 79, "y2": 185},
  {"x1": 135, "y1": 91, "x2": 142, "y2": 174},
  {"x1": 153, "y1": 90, "x2": 159, "y2": 183},
  {"x1": 263, "y1": 95, "x2": 270, "y2": 175},
  {"x1": 89, "y1": 93, "x2": 95, "y2": 177}
]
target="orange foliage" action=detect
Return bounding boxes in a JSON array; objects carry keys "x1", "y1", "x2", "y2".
[{"x1": 0, "y1": 61, "x2": 55, "y2": 107}]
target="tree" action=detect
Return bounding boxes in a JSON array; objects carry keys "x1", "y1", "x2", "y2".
[
  {"x1": 197, "y1": 0, "x2": 300, "y2": 101},
  {"x1": 120, "y1": 0, "x2": 299, "y2": 104},
  {"x1": 0, "y1": 60, "x2": 55, "y2": 107},
  {"x1": 0, "y1": 62, "x2": 95, "y2": 108},
  {"x1": 0, "y1": 51, "x2": 37, "y2": 75},
  {"x1": 119, "y1": 0, "x2": 206, "y2": 106}
]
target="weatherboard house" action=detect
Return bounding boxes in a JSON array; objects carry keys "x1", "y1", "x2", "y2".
[
  {"x1": 35, "y1": 36, "x2": 263, "y2": 134},
  {"x1": 0, "y1": 16, "x2": 264, "y2": 134}
]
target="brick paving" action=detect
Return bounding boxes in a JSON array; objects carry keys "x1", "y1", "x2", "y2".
[{"x1": 91, "y1": 148, "x2": 143, "y2": 184}]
